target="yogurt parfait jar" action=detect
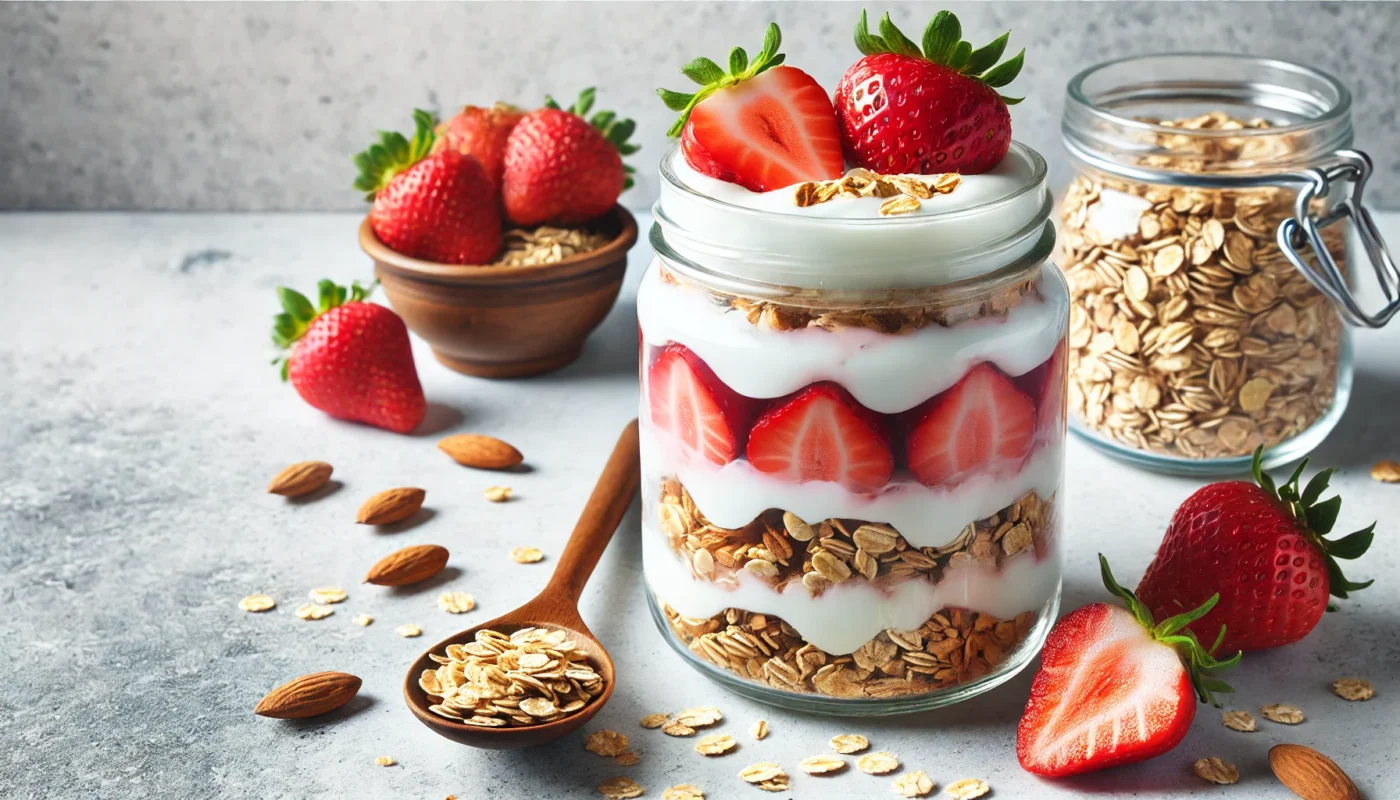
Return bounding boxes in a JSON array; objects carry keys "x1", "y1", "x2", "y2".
[{"x1": 638, "y1": 141, "x2": 1067, "y2": 714}]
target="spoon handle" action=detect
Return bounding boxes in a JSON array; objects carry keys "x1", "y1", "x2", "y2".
[{"x1": 542, "y1": 418, "x2": 640, "y2": 608}]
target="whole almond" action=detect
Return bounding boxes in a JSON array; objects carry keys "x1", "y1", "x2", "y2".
[
  {"x1": 267, "y1": 461, "x2": 333, "y2": 497},
  {"x1": 254, "y1": 671, "x2": 361, "y2": 719},
  {"x1": 365, "y1": 544, "x2": 449, "y2": 586},
  {"x1": 1268, "y1": 743, "x2": 1361, "y2": 800},
  {"x1": 356, "y1": 487, "x2": 425, "y2": 525},
  {"x1": 437, "y1": 434, "x2": 523, "y2": 470}
]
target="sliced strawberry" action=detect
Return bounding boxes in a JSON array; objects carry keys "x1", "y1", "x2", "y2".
[
  {"x1": 1013, "y1": 339, "x2": 1068, "y2": 439},
  {"x1": 658, "y1": 25, "x2": 843, "y2": 191},
  {"x1": 746, "y1": 383, "x2": 894, "y2": 492},
  {"x1": 905, "y1": 363, "x2": 1035, "y2": 487},
  {"x1": 647, "y1": 344, "x2": 760, "y2": 466},
  {"x1": 1017, "y1": 557, "x2": 1240, "y2": 777}
]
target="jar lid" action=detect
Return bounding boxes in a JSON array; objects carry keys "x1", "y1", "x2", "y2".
[{"x1": 652, "y1": 142, "x2": 1053, "y2": 291}]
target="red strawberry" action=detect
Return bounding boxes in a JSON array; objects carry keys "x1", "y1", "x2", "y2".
[
  {"x1": 1018, "y1": 556, "x2": 1240, "y2": 777},
  {"x1": 648, "y1": 344, "x2": 761, "y2": 466},
  {"x1": 355, "y1": 109, "x2": 502, "y2": 264},
  {"x1": 904, "y1": 363, "x2": 1035, "y2": 487},
  {"x1": 746, "y1": 383, "x2": 894, "y2": 493},
  {"x1": 501, "y1": 88, "x2": 638, "y2": 226},
  {"x1": 271, "y1": 280, "x2": 426, "y2": 434},
  {"x1": 1136, "y1": 450, "x2": 1375, "y2": 653},
  {"x1": 658, "y1": 24, "x2": 843, "y2": 191},
  {"x1": 432, "y1": 102, "x2": 525, "y2": 192},
  {"x1": 835, "y1": 11, "x2": 1024, "y2": 174},
  {"x1": 1013, "y1": 339, "x2": 1068, "y2": 438}
]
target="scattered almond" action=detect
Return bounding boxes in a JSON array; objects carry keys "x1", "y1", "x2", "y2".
[
  {"x1": 830, "y1": 733, "x2": 869, "y2": 754},
  {"x1": 437, "y1": 591, "x2": 476, "y2": 614},
  {"x1": 295, "y1": 603, "x2": 334, "y2": 620},
  {"x1": 858, "y1": 751, "x2": 900, "y2": 775},
  {"x1": 483, "y1": 485, "x2": 513, "y2": 502},
  {"x1": 308, "y1": 587, "x2": 347, "y2": 604},
  {"x1": 1370, "y1": 459, "x2": 1400, "y2": 482},
  {"x1": 892, "y1": 771, "x2": 935, "y2": 797},
  {"x1": 944, "y1": 778, "x2": 990, "y2": 800},
  {"x1": 267, "y1": 461, "x2": 333, "y2": 497},
  {"x1": 356, "y1": 487, "x2": 426, "y2": 525},
  {"x1": 1221, "y1": 709, "x2": 1257, "y2": 732},
  {"x1": 375, "y1": 755, "x2": 396, "y2": 767},
  {"x1": 800, "y1": 755, "x2": 846, "y2": 775},
  {"x1": 510, "y1": 546, "x2": 544, "y2": 564},
  {"x1": 585, "y1": 730, "x2": 630, "y2": 757},
  {"x1": 438, "y1": 434, "x2": 524, "y2": 470},
  {"x1": 694, "y1": 733, "x2": 737, "y2": 756},
  {"x1": 641, "y1": 713, "x2": 669, "y2": 729},
  {"x1": 664, "y1": 786, "x2": 704, "y2": 800},
  {"x1": 1194, "y1": 756, "x2": 1239, "y2": 785},
  {"x1": 750, "y1": 719, "x2": 768, "y2": 740},
  {"x1": 239, "y1": 594, "x2": 275, "y2": 613},
  {"x1": 1262, "y1": 703, "x2": 1305, "y2": 724},
  {"x1": 395, "y1": 623, "x2": 422, "y2": 638},
  {"x1": 597, "y1": 776, "x2": 644, "y2": 800},
  {"x1": 1331, "y1": 677, "x2": 1374, "y2": 701},
  {"x1": 1268, "y1": 743, "x2": 1361, "y2": 800},
  {"x1": 365, "y1": 544, "x2": 450, "y2": 586},
  {"x1": 254, "y1": 671, "x2": 361, "y2": 718}
]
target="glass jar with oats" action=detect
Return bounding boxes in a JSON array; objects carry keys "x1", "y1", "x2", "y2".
[
  {"x1": 1060, "y1": 54, "x2": 1398, "y2": 473},
  {"x1": 638, "y1": 142, "x2": 1067, "y2": 714}
]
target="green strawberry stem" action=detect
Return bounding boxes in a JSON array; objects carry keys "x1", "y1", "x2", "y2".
[
  {"x1": 656, "y1": 22, "x2": 786, "y2": 137},
  {"x1": 352, "y1": 109, "x2": 437, "y2": 202},
  {"x1": 270, "y1": 279, "x2": 376, "y2": 380},
  {"x1": 853, "y1": 9, "x2": 1025, "y2": 105},
  {"x1": 545, "y1": 87, "x2": 640, "y2": 189},
  {"x1": 1251, "y1": 446, "x2": 1376, "y2": 599},
  {"x1": 1098, "y1": 555, "x2": 1241, "y2": 706}
]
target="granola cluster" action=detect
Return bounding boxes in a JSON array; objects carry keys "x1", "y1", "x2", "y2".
[{"x1": 793, "y1": 169, "x2": 961, "y2": 216}]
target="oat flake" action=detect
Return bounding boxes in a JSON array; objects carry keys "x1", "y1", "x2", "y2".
[
  {"x1": 799, "y1": 755, "x2": 846, "y2": 774},
  {"x1": 1370, "y1": 460, "x2": 1400, "y2": 482},
  {"x1": 738, "y1": 763, "x2": 786, "y2": 784},
  {"x1": 830, "y1": 734, "x2": 869, "y2": 754},
  {"x1": 437, "y1": 592, "x2": 476, "y2": 614},
  {"x1": 641, "y1": 713, "x2": 670, "y2": 729},
  {"x1": 694, "y1": 733, "x2": 736, "y2": 756},
  {"x1": 750, "y1": 719, "x2": 768, "y2": 740},
  {"x1": 510, "y1": 546, "x2": 544, "y2": 564},
  {"x1": 395, "y1": 623, "x2": 422, "y2": 637},
  {"x1": 664, "y1": 785, "x2": 704, "y2": 800},
  {"x1": 1332, "y1": 677, "x2": 1374, "y2": 701},
  {"x1": 1221, "y1": 709, "x2": 1256, "y2": 732},
  {"x1": 597, "y1": 776, "x2": 644, "y2": 800},
  {"x1": 892, "y1": 770, "x2": 936, "y2": 798},
  {"x1": 484, "y1": 486, "x2": 513, "y2": 502},
  {"x1": 662, "y1": 721, "x2": 696, "y2": 737},
  {"x1": 352, "y1": 614, "x2": 373, "y2": 626},
  {"x1": 1261, "y1": 703, "x2": 1305, "y2": 724},
  {"x1": 944, "y1": 778, "x2": 990, "y2": 799},
  {"x1": 239, "y1": 594, "x2": 275, "y2": 613},
  {"x1": 308, "y1": 587, "x2": 347, "y2": 604},
  {"x1": 295, "y1": 603, "x2": 334, "y2": 620},
  {"x1": 1193, "y1": 756, "x2": 1239, "y2": 785},
  {"x1": 585, "y1": 730, "x2": 630, "y2": 758},
  {"x1": 375, "y1": 755, "x2": 395, "y2": 767},
  {"x1": 615, "y1": 752, "x2": 641, "y2": 767},
  {"x1": 858, "y1": 751, "x2": 900, "y2": 775}
]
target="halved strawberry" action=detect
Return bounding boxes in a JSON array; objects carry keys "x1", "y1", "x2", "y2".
[
  {"x1": 1018, "y1": 556, "x2": 1240, "y2": 777},
  {"x1": 658, "y1": 24, "x2": 844, "y2": 191},
  {"x1": 746, "y1": 383, "x2": 894, "y2": 492},
  {"x1": 1013, "y1": 339, "x2": 1067, "y2": 438},
  {"x1": 647, "y1": 344, "x2": 760, "y2": 466},
  {"x1": 904, "y1": 363, "x2": 1035, "y2": 487}
]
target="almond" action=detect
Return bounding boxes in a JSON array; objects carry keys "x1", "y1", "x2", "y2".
[
  {"x1": 365, "y1": 544, "x2": 449, "y2": 586},
  {"x1": 356, "y1": 487, "x2": 425, "y2": 525},
  {"x1": 254, "y1": 671, "x2": 361, "y2": 719},
  {"x1": 267, "y1": 461, "x2": 333, "y2": 497},
  {"x1": 1268, "y1": 744, "x2": 1361, "y2": 800},
  {"x1": 437, "y1": 434, "x2": 523, "y2": 470}
]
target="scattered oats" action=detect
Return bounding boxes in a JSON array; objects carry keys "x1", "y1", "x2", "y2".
[
  {"x1": 739, "y1": 763, "x2": 786, "y2": 784},
  {"x1": 879, "y1": 195, "x2": 921, "y2": 216},
  {"x1": 858, "y1": 751, "x2": 900, "y2": 775},
  {"x1": 1370, "y1": 460, "x2": 1400, "y2": 483},
  {"x1": 597, "y1": 776, "x2": 644, "y2": 800},
  {"x1": 1332, "y1": 677, "x2": 1374, "y2": 701},
  {"x1": 1221, "y1": 709, "x2": 1256, "y2": 732},
  {"x1": 437, "y1": 592, "x2": 476, "y2": 614},
  {"x1": 484, "y1": 485, "x2": 513, "y2": 502},
  {"x1": 641, "y1": 713, "x2": 670, "y2": 729},
  {"x1": 694, "y1": 733, "x2": 737, "y2": 756},
  {"x1": 944, "y1": 778, "x2": 990, "y2": 799},
  {"x1": 395, "y1": 623, "x2": 421, "y2": 637},
  {"x1": 510, "y1": 546, "x2": 545, "y2": 564},
  {"x1": 1193, "y1": 756, "x2": 1240, "y2": 785},
  {"x1": 674, "y1": 706, "x2": 723, "y2": 727},
  {"x1": 519, "y1": 697, "x2": 557, "y2": 718},
  {"x1": 756, "y1": 778, "x2": 789, "y2": 793},
  {"x1": 830, "y1": 734, "x2": 869, "y2": 754},
  {"x1": 892, "y1": 771, "x2": 936, "y2": 798},
  {"x1": 664, "y1": 786, "x2": 704, "y2": 800},
  {"x1": 615, "y1": 752, "x2": 641, "y2": 767},
  {"x1": 1261, "y1": 703, "x2": 1305, "y2": 724},
  {"x1": 375, "y1": 755, "x2": 396, "y2": 767},
  {"x1": 662, "y1": 721, "x2": 696, "y2": 737},
  {"x1": 239, "y1": 594, "x2": 275, "y2": 613},
  {"x1": 308, "y1": 587, "x2": 347, "y2": 604},
  {"x1": 494, "y1": 225, "x2": 611, "y2": 268},
  {"x1": 296, "y1": 603, "x2": 334, "y2": 620},
  {"x1": 750, "y1": 720, "x2": 768, "y2": 740},
  {"x1": 586, "y1": 730, "x2": 631, "y2": 758},
  {"x1": 800, "y1": 755, "x2": 847, "y2": 775}
]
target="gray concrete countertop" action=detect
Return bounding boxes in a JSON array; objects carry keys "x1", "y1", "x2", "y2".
[{"x1": 2, "y1": 211, "x2": 1398, "y2": 799}]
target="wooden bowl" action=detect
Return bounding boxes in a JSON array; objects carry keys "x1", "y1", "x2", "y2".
[{"x1": 362, "y1": 205, "x2": 638, "y2": 378}]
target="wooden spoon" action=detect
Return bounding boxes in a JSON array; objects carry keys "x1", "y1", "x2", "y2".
[{"x1": 403, "y1": 419, "x2": 640, "y2": 749}]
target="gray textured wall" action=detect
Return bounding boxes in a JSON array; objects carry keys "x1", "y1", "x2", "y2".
[{"x1": 3, "y1": 1, "x2": 1398, "y2": 211}]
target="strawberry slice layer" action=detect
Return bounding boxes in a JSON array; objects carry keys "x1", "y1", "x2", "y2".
[
  {"x1": 647, "y1": 344, "x2": 760, "y2": 466},
  {"x1": 905, "y1": 363, "x2": 1036, "y2": 487},
  {"x1": 1012, "y1": 339, "x2": 1068, "y2": 440},
  {"x1": 682, "y1": 65, "x2": 845, "y2": 192},
  {"x1": 746, "y1": 382, "x2": 894, "y2": 493}
]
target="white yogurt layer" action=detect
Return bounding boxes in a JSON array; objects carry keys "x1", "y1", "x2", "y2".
[
  {"x1": 637, "y1": 263, "x2": 1067, "y2": 414},
  {"x1": 641, "y1": 423, "x2": 1063, "y2": 549},
  {"x1": 645, "y1": 527, "x2": 1062, "y2": 656}
]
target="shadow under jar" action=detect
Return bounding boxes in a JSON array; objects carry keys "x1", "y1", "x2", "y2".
[
  {"x1": 638, "y1": 142, "x2": 1067, "y2": 715},
  {"x1": 1059, "y1": 54, "x2": 1398, "y2": 474}
]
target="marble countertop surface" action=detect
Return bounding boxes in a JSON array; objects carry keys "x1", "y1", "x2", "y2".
[{"x1": 2, "y1": 210, "x2": 1398, "y2": 799}]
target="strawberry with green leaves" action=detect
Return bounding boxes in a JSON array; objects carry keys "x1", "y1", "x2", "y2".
[
  {"x1": 836, "y1": 10, "x2": 1024, "y2": 174},
  {"x1": 355, "y1": 109, "x2": 502, "y2": 265},
  {"x1": 432, "y1": 102, "x2": 526, "y2": 192},
  {"x1": 271, "y1": 280, "x2": 426, "y2": 435}
]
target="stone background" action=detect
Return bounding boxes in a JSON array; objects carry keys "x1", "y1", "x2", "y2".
[{"x1": 2, "y1": 1, "x2": 1399, "y2": 211}]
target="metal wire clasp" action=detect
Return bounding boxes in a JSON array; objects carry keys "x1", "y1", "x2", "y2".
[{"x1": 1278, "y1": 150, "x2": 1400, "y2": 328}]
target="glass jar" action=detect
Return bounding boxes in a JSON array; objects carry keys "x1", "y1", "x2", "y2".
[
  {"x1": 638, "y1": 142, "x2": 1067, "y2": 714},
  {"x1": 1059, "y1": 54, "x2": 1398, "y2": 474}
]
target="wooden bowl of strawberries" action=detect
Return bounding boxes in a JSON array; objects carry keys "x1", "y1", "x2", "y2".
[{"x1": 357, "y1": 94, "x2": 640, "y2": 379}]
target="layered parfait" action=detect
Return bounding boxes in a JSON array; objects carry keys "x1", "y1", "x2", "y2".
[{"x1": 640, "y1": 12, "x2": 1067, "y2": 709}]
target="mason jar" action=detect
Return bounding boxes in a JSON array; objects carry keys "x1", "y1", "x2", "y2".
[
  {"x1": 1059, "y1": 54, "x2": 1398, "y2": 474},
  {"x1": 638, "y1": 141, "x2": 1067, "y2": 714}
]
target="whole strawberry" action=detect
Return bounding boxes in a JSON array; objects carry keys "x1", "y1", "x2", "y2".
[
  {"x1": 432, "y1": 102, "x2": 525, "y2": 192},
  {"x1": 354, "y1": 109, "x2": 502, "y2": 264},
  {"x1": 835, "y1": 11, "x2": 1024, "y2": 174},
  {"x1": 272, "y1": 280, "x2": 426, "y2": 434},
  {"x1": 501, "y1": 88, "x2": 638, "y2": 226},
  {"x1": 1137, "y1": 448, "x2": 1376, "y2": 653}
]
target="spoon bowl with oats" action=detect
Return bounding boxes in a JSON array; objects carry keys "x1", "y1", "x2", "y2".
[{"x1": 404, "y1": 419, "x2": 639, "y2": 749}]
